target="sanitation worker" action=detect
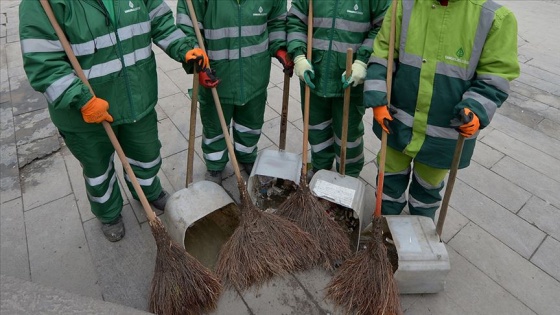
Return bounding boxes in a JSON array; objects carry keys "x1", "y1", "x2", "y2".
[
  {"x1": 19, "y1": 0, "x2": 208, "y2": 242},
  {"x1": 364, "y1": 0, "x2": 520, "y2": 219},
  {"x1": 287, "y1": 0, "x2": 390, "y2": 179},
  {"x1": 176, "y1": 0, "x2": 293, "y2": 185}
]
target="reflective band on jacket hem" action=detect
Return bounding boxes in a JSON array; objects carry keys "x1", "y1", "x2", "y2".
[
  {"x1": 83, "y1": 45, "x2": 152, "y2": 79},
  {"x1": 205, "y1": 24, "x2": 266, "y2": 40},
  {"x1": 209, "y1": 41, "x2": 268, "y2": 60}
]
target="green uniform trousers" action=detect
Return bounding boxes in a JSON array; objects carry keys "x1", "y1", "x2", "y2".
[
  {"x1": 199, "y1": 91, "x2": 266, "y2": 171},
  {"x1": 303, "y1": 86, "x2": 366, "y2": 177},
  {"x1": 377, "y1": 146, "x2": 448, "y2": 219},
  {"x1": 60, "y1": 110, "x2": 163, "y2": 223}
]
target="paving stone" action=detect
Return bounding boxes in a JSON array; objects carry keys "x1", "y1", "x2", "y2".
[
  {"x1": 13, "y1": 107, "x2": 57, "y2": 146},
  {"x1": 269, "y1": 62, "x2": 285, "y2": 86},
  {"x1": 158, "y1": 92, "x2": 202, "y2": 139},
  {"x1": 438, "y1": 206, "x2": 469, "y2": 243},
  {"x1": 25, "y1": 194, "x2": 102, "y2": 299},
  {"x1": 481, "y1": 129, "x2": 560, "y2": 182},
  {"x1": 492, "y1": 156, "x2": 560, "y2": 209},
  {"x1": 9, "y1": 75, "x2": 47, "y2": 116},
  {"x1": 16, "y1": 135, "x2": 60, "y2": 168},
  {"x1": 261, "y1": 115, "x2": 303, "y2": 154},
  {"x1": 155, "y1": 53, "x2": 184, "y2": 72},
  {"x1": 0, "y1": 197, "x2": 30, "y2": 281},
  {"x1": 449, "y1": 222, "x2": 560, "y2": 315},
  {"x1": 498, "y1": 99, "x2": 544, "y2": 129},
  {"x1": 156, "y1": 68, "x2": 181, "y2": 99},
  {"x1": 457, "y1": 160, "x2": 531, "y2": 213},
  {"x1": 531, "y1": 236, "x2": 560, "y2": 282},
  {"x1": 518, "y1": 196, "x2": 560, "y2": 242},
  {"x1": 0, "y1": 144, "x2": 21, "y2": 202},
  {"x1": 290, "y1": 268, "x2": 337, "y2": 314},
  {"x1": 240, "y1": 275, "x2": 324, "y2": 315},
  {"x1": 451, "y1": 179, "x2": 545, "y2": 259},
  {"x1": 20, "y1": 153, "x2": 72, "y2": 211},
  {"x1": 405, "y1": 245, "x2": 536, "y2": 315},
  {"x1": 210, "y1": 289, "x2": 250, "y2": 315},
  {"x1": 60, "y1": 146, "x2": 96, "y2": 223},
  {"x1": 0, "y1": 275, "x2": 151, "y2": 315},
  {"x1": 4, "y1": 41, "x2": 22, "y2": 69},
  {"x1": 83, "y1": 205, "x2": 155, "y2": 311},
  {"x1": 471, "y1": 140, "x2": 504, "y2": 168},
  {"x1": 165, "y1": 68, "x2": 192, "y2": 94},
  {"x1": 157, "y1": 117, "x2": 188, "y2": 159},
  {"x1": 510, "y1": 80, "x2": 560, "y2": 110}
]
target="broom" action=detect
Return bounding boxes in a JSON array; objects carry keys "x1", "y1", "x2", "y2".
[
  {"x1": 325, "y1": 0, "x2": 402, "y2": 314},
  {"x1": 38, "y1": 1, "x2": 222, "y2": 314},
  {"x1": 275, "y1": 0, "x2": 352, "y2": 270},
  {"x1": 184, "y1": 0, "x2": 322, "y2": 291}
]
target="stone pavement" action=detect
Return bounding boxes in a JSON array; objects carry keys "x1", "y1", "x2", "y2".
[{"x1": 1, "y1": 0, "x2": 559, "y2": 314}]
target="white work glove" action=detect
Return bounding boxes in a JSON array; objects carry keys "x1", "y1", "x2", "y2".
[
  {"x1": 341, "y1": 60, "x2": 367, "y2": 88},
  {"x1": 293, "y1": 55, "x2": 315, "y2": 89}
]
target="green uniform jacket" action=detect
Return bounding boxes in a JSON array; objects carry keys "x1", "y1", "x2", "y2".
[
  {"x1": 364, "y1": 0, "x2": 520, "y2": 169},
  {"x1": 287, "y1": 0, "x2": 390, "y2": 98},
  {"x1": 176, "y1": 0, "x2": 288, "y2": 105},
  {"x1": 19, "y1": 0, "x2": 191, "y2": 132}
]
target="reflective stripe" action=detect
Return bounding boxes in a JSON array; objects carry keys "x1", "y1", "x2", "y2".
[
  {"x1": 336, "y1": 152, "x2": 364, "y2": 164},
  {"x1": 436, "y1": 62, "x2": 469, "y2": 80},
  {"x1": 361, "y1": 38, "x2": 374, "y2": 50},
  {"x1": 156, "y1": 29, "x2": 185, "y2": 51},
  {"x1": 84, "y1": 154, "x2": 115, "y2": 186},
  {"x1": 205, "y1": 24, "x2": 266, "y2": 40},
  {"x1": 413, "y1": 170, "x2": 443, "y2": 190},
  {"x1": 372, "y1": 15, "x2": 384, "y2": 27},
  {"x1": 478, "y1": 74, "x2": 510, "y2": 94},
  {"x1": 209, "y1": 41, "x2": 268, "y2": 60},
  {"x1": 364, "y1": 79, "x2": 386, "y2": 93},
  {"x1": 368, "y1": 55, "x2": 387, "y2": 67},
  {"x1": 400, "y1": 52, "x2": 422, "y2": 68},
  {"x1": 409, "y1": 195, "x2": 440, "y2": 209},
  {"x1": 204, "y1": 149, "x2": 226, "y2": 161},
  {"x1": 127, "y1": 155, "x2": 161, "y2": 169},
  {"x1": 382, "y1": 191, "x2": 407, "y2": 203},
  {"x1": 288, "y1": 7, "x2": 308, "y2": 24},
  {"x1": 468, "y1": 1, "x2": 501, "y2": 79},
  {"x1": 393, "y1": 107, "x2": 464, "y2": 140},
  {"x1": 385, "y1": 166, "x2": 411, "y2": 176},
  {"x1": 313, "y1": 38, "x2": 360, "y2": 54},
  {"x1": 233, "y1": 122, "x2": 261, "y2": 135},
  {"x1": 334, "y1": 136, "x2": 362, "y2": 149},
  {"x1": 234, "y1": 142, "x2": 257, "y2": 154},
  {"x1": 288, "y1": 32, "x2": 307, "y2": 43},
  {"x1": 44, "y1": 73, "x2": 76, "y2": 103},
  {"x1": 271, "y1": 12, "x2": 287, "y2": 21},
  {"x1": 399, "y1": 0, "x2": 414, "y2": 58},
  {"x1": 311, "y1": 137, "x2": 334, "y2": 153},
  {"x1": 177, "y1": 13, "x2": 204, "y2": 30},
  {"x1": 20, "y1": 39, "x2": 63, "y2": 53},
  {"x1": 309, "y1": 119, "x2": 332, "y2": 131},
  {"x1": 87, "y1": 172, "x2": 117, "y2": 204},
  {"x1": 149, "y1": 2, "x2": 171, "y2": 20},
  {"x1": 463, "y1": 90, "x2": 498, "y2": 121},
  {"x1": 83, "y1": 45, "x2": 152, "y2": 79},
  {"x1": 269, "y1": 31, "x2": 286, "y2": 42},
  {"x1": 313, "y1": 17, "x2": 370, "y2": 33},
  {"x1": 203, "y1": 134, "x2": 224, "y2": 145},
  {"x1": 125, "y1": 173, "x2": 155, "y2": 186}
]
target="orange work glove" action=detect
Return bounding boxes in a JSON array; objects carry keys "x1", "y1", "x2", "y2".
[
  {"x1": 81, "y1": 96, "x2": 113, "y2": 123},
  {"x1": 373, "y1": 105, "x2": 396, "y2": 134},
  {"x1": 456, "y1": 108, "x2": 480, "y2": 137},
  {"x1": 199, "y1": 68, "x2": 221, "y2": 88},
  {"x1": 185, "y1": 47, "x2": 209, "y2": 72}
]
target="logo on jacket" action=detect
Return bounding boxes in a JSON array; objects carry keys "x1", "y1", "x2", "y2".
[
  {"x1": 347, "y1": 3, "x2": 363, "y2": 15},
  {"x1": 445, "y1": 47, "x2": 468, "y2": 65},
  {"x1": 253, "y1": 6, "x2": 267, "y2": 16},
  {"x1": 125, "y1": 1, "x2": 141, "y2": 13}
]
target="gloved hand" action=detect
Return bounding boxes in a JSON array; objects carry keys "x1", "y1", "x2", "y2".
[
  {"x1": 185, "y1": 47, "x2": 209, "y2": 72},
  {"x1": 293, "y1": 55, "x2": 315, "y2": 89},
  {"x1": 373, "y1": 105, "x2": 396, "y2": 134},
  {"x1": 81, "y1": 96, "x2": 113, "y2": 123},
  {"x1": 275, "y1": 48, "x2": 294, "y2": 77},
  {"x1": 341, "y1": 60, "x2": 367, "y2": 88},
  {"x1": 455, "y1": 108, "x2": 480, "y2": 137},
  {"x1": 199, "y1": 68, "x2": 220, "y2": 88}
]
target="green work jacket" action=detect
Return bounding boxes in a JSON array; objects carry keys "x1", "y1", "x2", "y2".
[
  {"x1": 19, "y1": 0, "x2": 190, "y2": 132},
  {"x1": 287, "y1": 0, "x2": 390, "y2": 98},
  {"x1": 176, "y1": 0, "x2": 288, "y2": 105},
  {"x1": 364, "y1": 0, "x2": 520, "y2": 169}
]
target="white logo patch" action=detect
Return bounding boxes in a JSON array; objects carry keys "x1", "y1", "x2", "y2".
[
  {"x1": 125, "y1": 1, "x2": 141, "y2": 13},
  {"x1": 253, "y1": 6, "x2": 267, "y2": 16},
  {"x1": 347, "y1": 3, "x2": 363, "y2": 15}
]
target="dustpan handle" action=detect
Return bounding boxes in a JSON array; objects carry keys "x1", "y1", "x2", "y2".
[
  {"x1": 374, "y1": 0, "x2": 397, "y2": 218},
  {"x1": 39, "y1": 0, "x2": 157, "y2": 222},
  {"x1": 436, "y1": 135, "x2": 465, "y2": 237},
  {"x1": 186, "y1": 73, "x2": 200, "y2": 187},
  {"x1": 340, "y1": 48, "x2": 353, "y2": 176},
  {"x1": 301, "y1": 0, "x2": 314, "y2": 184},
  {"x1": 279, "y1": 72, "x2": 290, "y2": 150},
  {"x1": 185, "y1": 0, "x2": 244, "y2": 185}
]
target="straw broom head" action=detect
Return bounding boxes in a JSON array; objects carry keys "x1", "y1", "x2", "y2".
[{"x1": 149, "y1": 218, "x2": 222, "y2": 315}]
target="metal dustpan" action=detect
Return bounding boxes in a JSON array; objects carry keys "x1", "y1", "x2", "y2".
[
  {"x1": 374, "y1": 135, "x2": 465, "y2": 294},
  {"x1": 309, "y1": 49, "x2": 366, "y2": 250},
  {"x1": 248, "y1": 72, "x2": 301, "y2": 209},
  {"x1": 163, "y1": 75, "x2": 239, "y2": 270}
]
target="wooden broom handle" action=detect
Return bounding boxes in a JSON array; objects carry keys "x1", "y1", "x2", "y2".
[
  {"x1": 374, "y1": 0, "x2": 397, "y2": 218},
  {"x1": 301, "y1": 0, "x2": 313, "y2": 184},
  {"x1": 279, "y1": 72, "x2": 290, "y2": 150},
  {"x1": 39, "y1": 0, "x2": 157, "y2": 222},
  {"x1": 186, "y1": 73, "x2": 199, "y2": 187},
  {"x1": 340, "y1": 48, "x2": 353, "y2": 176},
  {"x1": 185, "y1": 0, "x2": 244, "y2": 184}
]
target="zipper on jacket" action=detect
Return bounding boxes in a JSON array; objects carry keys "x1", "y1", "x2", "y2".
[
  {"x1": 323, "y1": 0, "x2": 339, "y2": 97},
  {"x1": 238, "y1": 2, "x2": 244, "y2": 103}
]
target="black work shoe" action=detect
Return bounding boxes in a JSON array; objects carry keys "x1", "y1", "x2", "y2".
[
  {"x1": 241, "y1": 162, "x2": 255, "y2": 175},
  {"x1": 205, "y1": 170, "x2": 223, "y2": 185},
  {"x1": 151, "y1": 190, "x2": 169, "y2": 215},
  {"x1": 101, "y1": 215, "x2": 125, "y2": 242}
]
